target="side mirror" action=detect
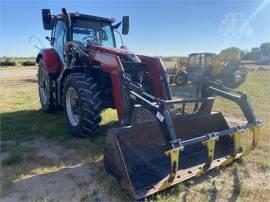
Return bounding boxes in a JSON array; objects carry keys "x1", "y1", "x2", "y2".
[
  {"x1": 42, "y1": 9, "x2": 53, "y2": 30},
  {"x1": 122, "y1": 16, "x2": 129, "y2": 35}
]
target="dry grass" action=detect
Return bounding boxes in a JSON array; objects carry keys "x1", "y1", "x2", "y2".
[
  {"x1": 163, "y1": 59, "x2": 178, "y2": 70},
  {"x1": 0, "y1": 69, "x2": 269, "y2": 201},
  {"x1": 0, "y1": 66, "x2": 37, "y2": 71}
]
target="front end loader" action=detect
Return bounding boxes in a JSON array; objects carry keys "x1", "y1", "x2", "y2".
[
  {"x1": 37, "y1": 8, "x2": 262, "y2": 199},
  {"x1": 104, "y1": 75, "x2": 262, "y2": 199}
]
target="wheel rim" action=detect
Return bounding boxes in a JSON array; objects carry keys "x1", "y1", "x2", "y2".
[
  {"x1": 176, "y1": 75, "x2": 184, "y2": 84},
  {"x1": 39, "y1": 68, "x2": 48, "y2": 104},
  {"x1": 66, "y1": 87, "x2": 80, "y2": 126}
]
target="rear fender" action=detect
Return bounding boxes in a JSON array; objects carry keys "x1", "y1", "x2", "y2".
[{"x1": 36, "y1": 48, "x2": 63, "y2": 74}]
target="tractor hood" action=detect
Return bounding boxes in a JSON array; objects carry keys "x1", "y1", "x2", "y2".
[
  {"x1": 89, "y1": 45, "x2": 142, "y2": 64},
  {"x1": 90, "y1": 45, "x2": 136, "y2": 57}
]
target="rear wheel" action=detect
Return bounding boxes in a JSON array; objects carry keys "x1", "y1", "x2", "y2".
[
  {"x1": 38, "y1": 59, "x2": 56, "y2": 112},
  {"x1": 63, "y1": 73, "x2": 102, "y2": 137},
  {"x1": 174, "y1": 71, "x2": 188, "y2": 86}
]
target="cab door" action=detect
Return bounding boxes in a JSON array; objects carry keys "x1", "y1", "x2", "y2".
[
  {"x1": 187, "y1": 54, "x2": 201, "y2": 83},
  {"x1": 52, "y1": 20, "x2": 66, "y2": 62}
]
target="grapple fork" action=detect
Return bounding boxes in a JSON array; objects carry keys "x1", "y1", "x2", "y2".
[{"x1": 104, "y1": 77, "x2": 262, "y2": 199}]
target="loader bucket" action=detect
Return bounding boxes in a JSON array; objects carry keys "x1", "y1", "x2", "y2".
[{"x1": 104, "y1": 109, "x2": 261, "y2": 199}]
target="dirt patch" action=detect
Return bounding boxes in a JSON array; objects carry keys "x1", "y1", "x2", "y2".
[
  {"x1": 223, "y1": 113, "x2": 247, "y2": 127},
  {"x1": 0, "y1": 69, "x2": 37, "y2": 78},
  {"x1": 1, "y1": 164, "x2": 121, "y2": 202},
  {"x1": 0, "y1": 138, "x2": 120, "y2": 202},
  {"x1": 2, "y1": 165, "x2": 92, "y2": 202},
  {"x1": 32, "y1": 140, "x2": 62, "y2": 162}
]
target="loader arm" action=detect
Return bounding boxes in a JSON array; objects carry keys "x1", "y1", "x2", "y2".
[{"x1": 202, "y1": 80, "x2": 257, "y2": 123}]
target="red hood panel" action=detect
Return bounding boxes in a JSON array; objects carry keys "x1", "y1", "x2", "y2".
[{"x1": 89, "y1": 45, "x2": 134, "y2": 55}]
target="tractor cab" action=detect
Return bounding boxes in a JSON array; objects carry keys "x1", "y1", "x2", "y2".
[
  {"x1": 185, "y1": 52, "x2": 246, "y2": 88},
  {"x1": 42, "y1": 9, "x2": 129, "y2": 63},
  {"x1": 71, "y1": 17, "x2": 116, "y2": 48},
  {"x1": 187, "y1": 53, "x2": 215, "y2": 83}
]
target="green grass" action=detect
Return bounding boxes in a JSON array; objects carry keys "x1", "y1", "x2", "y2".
[
  {"x1": 0, "y1": 70, "x2": 270, "y2": 201},
  {"x1": 257, "y1": 159, "x2": 270, "y2": 171},
  {"x1": 2, "y1": 146, "x2": 36, "y2": 166}
]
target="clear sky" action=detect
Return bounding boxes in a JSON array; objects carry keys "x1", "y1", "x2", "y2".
[{"x1": 0, "y1": 0, "x2": 270, "y2": 57}]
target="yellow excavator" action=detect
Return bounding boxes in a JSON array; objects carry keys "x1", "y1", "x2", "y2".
[{"x1": 168, "y1": 51, "x2": 247, "y2": 88}]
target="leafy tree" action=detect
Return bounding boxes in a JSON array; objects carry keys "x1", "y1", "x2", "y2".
[
  {"x1": 260, "y1": 42, "x2": 270, "y2": 56},
  {"x1": 220, "y1": 47, "x2": 240, "y2": 55},
  {"x1": 240, "y1": 42, "x2": 270, "y2": 63},
  {"x1": 250, "y1": 47, "x2": 260, "y2": 60}
]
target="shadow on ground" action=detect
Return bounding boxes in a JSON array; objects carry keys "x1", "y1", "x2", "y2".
[
  {"x1": 1, "y1": 109, "x2": 128, "y2": 201},
  {"x1": 1, "y1": 109, "x2": 242, "y2": 201},
  {"x1": 230, "y1": 166, "x2": 241, "y2": 202},
  {"x1": 1, "y1": 109, "x2": 116, "y2": 142}
]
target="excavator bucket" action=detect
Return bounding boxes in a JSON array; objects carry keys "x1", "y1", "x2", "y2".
[{"x1": 104, "y1": 99, "x2": 261, "y2": 199}]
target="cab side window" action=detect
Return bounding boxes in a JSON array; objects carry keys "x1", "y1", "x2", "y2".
[
  {"x1": 53, "y1": 21, "x2": 66, "y2": 62},
  {"x1": 200, "y1": 54, "x2": 205, "y2": 65}
]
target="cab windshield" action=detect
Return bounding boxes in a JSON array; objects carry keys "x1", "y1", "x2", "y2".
[{"x1": 72, "y1": 18, "x2": 115, "y2": 48}]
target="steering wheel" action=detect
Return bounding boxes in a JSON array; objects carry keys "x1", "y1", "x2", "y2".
[
  {"x1": 81, "y1": 35, "x2": 98, "y2": 44},
  {"x1": 72, "y1": 40, "x2": 85, "y2": 47}
]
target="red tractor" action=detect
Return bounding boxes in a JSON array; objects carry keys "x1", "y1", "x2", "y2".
[{"x1": 37, "y1": 8, "x2": 261, "y2": 199}]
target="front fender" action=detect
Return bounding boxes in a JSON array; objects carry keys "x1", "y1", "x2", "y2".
[{"x1": 36, "y1": 48, "x2": 63, "y2": 74}]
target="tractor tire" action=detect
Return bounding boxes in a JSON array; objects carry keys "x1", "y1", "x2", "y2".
[
  {"x1": 63, "y1": 73, "x2": 102, "y2": 137},
  {"x1": 174, "y1": 71, "x2": 188, "y2": 86},
  {"x1": 221, "y1": 67, "x2": 248, "y2": 89},
  {"x1": 38, "y1": 58, "x2": 56, "y2": 112}
]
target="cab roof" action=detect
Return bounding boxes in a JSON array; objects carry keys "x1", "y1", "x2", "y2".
[
  {"x1": 189, "y1": 53, "x2": 216, "y2": 57},
  {"x1": 55, "y1": 12, "x2": 114, "y2": 24}
]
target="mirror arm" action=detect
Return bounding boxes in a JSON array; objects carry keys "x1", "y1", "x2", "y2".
[
  {"x1": 114, "y1": 30, "x2": 124, "y2": 47},
  {"x1": 112, "y1": 22, "x2": 121, "y2": 29},
  {"x1": 45, "y1": 36, "x2": 51, "y2": 42},
  {"x1": 50, "y1": 37, "x2": 55, "y2": 46}
]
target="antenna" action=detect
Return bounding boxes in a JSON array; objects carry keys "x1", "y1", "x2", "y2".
[{"x1": 28, "y1": 36, "x2": 45, "y2": 50}]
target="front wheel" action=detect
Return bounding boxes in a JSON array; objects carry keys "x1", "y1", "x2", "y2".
[
  {"x1": 174, "y1": 71, "x2": 188, "y2": 86},
  {"x1": 63, "y1": 73, "x2": 102, "y2": 137}
]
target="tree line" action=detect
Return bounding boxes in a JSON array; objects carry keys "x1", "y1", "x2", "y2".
[
  {"x1": 198, "y1": 42, "x2": 270, "y2": 65},
  {"x1": 241, "y1": 42, "x2": 270, "y2": 63}
]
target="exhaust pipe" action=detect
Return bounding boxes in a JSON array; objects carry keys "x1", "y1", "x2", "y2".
[{"x1": 62, "y1": 8, "x2": 72, "y2": 41}]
